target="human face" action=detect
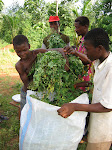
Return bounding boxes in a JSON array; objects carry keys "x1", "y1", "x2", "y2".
[
  {"x1": 49, "y1": 22, "x2": 59, "y2": 32},
  {"x1": 14, "y1": 42, "x2": 30, "y2": 60},
  {"x1": 74, "y1": 22, "x2": 88, "y2": 37},
  {"x1": 84, "y1": 40, "x2": 101, "y2": 61}
]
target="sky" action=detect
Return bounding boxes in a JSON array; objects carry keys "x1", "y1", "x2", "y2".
[
  {"x1": 2, "y1": 0, "x2": 62, "y2": 8},
  {"x1": 2, "y1": 0, "x2": 24, "y2": 8}
]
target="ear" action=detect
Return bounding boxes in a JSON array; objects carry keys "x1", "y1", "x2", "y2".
[
  {"x1": 98, "y1": 45, "x2": 104, "y2": 51},
  {"x1": 96, "y1": 45, "x2": 104, "y2": 55},
  {"x1": 84, "y1": 25, "x2": 89, "y2": 29}
]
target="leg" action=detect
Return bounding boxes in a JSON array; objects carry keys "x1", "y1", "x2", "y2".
[
  {"x1": 86, "y1": 142, "x2": 112, "y2": 150},
  {"x1": 20, "y1": 87, "x2": 27, "y2": 111}
]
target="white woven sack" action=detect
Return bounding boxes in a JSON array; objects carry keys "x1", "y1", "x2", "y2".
[{"x1": 19, "y1": 93, "x2": 89, "y2": 150}]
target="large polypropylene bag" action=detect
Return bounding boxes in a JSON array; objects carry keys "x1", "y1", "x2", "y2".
[{"x1": 19, "y1": 93, "x2": 89, "y2": 150}]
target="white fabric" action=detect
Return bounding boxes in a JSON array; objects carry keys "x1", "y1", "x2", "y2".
[
  {"x1": 19, "y1": 93, "x2": 89, "y2": 150},
  {"x1": 41, "y1": 43, "x2": 47, "y2": 49},
  {"x1": 88, "y1": 52, "x2": 112, "y2": 143}
]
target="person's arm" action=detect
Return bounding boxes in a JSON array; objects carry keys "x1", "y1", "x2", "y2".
[
  {"x1": 74, "y1": 81, "x2": 92, "y2": 89},
  {"x1": 33, "y1": 48, "x2": 48, "y2": 55},
  {"x1": 15, "y1": 63, "x2": 29, "y2": 92},
  {"x1": 57, "y1": 102, "x2": 112, "y2": 118},
  {"x1": 64, "y1": 46, "x2": 91, "y2": 65}
]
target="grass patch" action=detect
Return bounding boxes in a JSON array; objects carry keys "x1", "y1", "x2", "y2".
[
  {"x1": 0, "y1": 49, "x2": 22, "y2": 149},
  {"x1": 0, "y1": 50, "x2": 19, "y2": 75},
  {"x1": 0, "y1": 75, "x2": 22, "y2": 150},
  {"x1": 0, "y1": 39, "x2": 9, "y2": 49}
]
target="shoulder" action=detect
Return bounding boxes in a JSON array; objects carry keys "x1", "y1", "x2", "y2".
[{"x1": 15, "y1": 60, "x2": 24, "y2": 73}]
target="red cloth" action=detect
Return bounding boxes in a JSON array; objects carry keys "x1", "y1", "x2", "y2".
[
  {"x1": 49, "y1": 16, "x2": 60, "y2": 22},
  {"x1": 77, "y1": 36, "x2": 93, "y2": 91}
]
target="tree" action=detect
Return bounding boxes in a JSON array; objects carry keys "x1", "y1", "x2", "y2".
[
  {"x1": 46, "y1": 1, "x2": 75, "y2": 31},
  {"x1": 92, "y1": 0, "x2": 112, "y2": 35},
  {"x1": 92, "y1": 0, "x2": 112, "y2": 50},
  {"x1": 0, "y1": 0, "x2": 4, "y2": 12},
  {"x1": 24, "y1": 0, "x2": 47, "y2": 25}
]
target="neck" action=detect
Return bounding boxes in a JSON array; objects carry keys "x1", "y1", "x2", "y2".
[
  {"x1": 82, "y1": 30, "x2": 88, "y2": 37},
  {"x1": 100, "y1": 51, "x2": 110, "y2": 63}
]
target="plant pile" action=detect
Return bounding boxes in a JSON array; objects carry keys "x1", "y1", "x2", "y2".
[
  {"x1": 48, "y1": 32, "x2": 66, "y2": 48},
  {"x1": 28, "y1": 51, "x2": 87, "y2": 106}
]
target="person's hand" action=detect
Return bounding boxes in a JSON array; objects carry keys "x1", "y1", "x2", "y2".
[
  {"x1": 57, "y1": 103, "x2": 76, "y2": 118},
  {"x1": 74, "y1": 81, "x2": 92, "y2": 89},
  {"x1": 63, "y1": 46, "x2": 76, "y2": 55}
]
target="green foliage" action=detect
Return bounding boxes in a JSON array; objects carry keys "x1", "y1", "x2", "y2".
[
  {"x1": 28, "y1": 51, "x2": 86, "y2": 106},
  {"x1": 24, "y1": 0, "x2": 46, "y2": 25},
  {"x1": 0, "y1": 0, "x2": 4, "y2": 12},
  {"x1": 0, "y1": 0, "x2": 112, "y2": 51},
  {"x1": 92, "y1": 0, "x2": 112, "y2": 35},
  {"x1": 47, "y1": 1, "x2": 74, "y2": 31},
  {"x1": 48, "y1": 32, "x2": 66, "y2": 48},
  {"x1": 91, "y1": 0, "x2": 112, "y2": 49}
]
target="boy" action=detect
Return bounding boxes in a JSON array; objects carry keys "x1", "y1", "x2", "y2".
[
  {"x1": 13, "y1": 35, "x2": 48, "y2": 111},
  {"x1": 13, "y1": 35, "x2": 69, "y2": 111},
  {"x1": 57, "y1": 28, "x2": 112, "y2": 150}
]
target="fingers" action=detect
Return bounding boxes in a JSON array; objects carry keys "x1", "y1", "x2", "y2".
[
  {"x1": 57, "y1": 105, "x2": 69, "y2": 118},
  {"x1": 63, "y1": 46, "x2": 75, "y2": 55},
  {"x1": 57, "y1": 109, "x2": 68, "y2": 118}
]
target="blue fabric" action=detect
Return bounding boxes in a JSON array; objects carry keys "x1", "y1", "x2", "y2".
[{"x1": 20, "y1": 96, "x2": 32, "y2": 150}]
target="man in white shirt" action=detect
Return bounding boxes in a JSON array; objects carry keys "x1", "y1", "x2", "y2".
[{"x1": 57, "y1": 28, "x2": 112, "y2": 150}]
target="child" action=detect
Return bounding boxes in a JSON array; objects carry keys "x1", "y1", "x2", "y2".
[
  {"x1": 13, "y1": 35, "x2": 48, "y2": 111},
  {"x1": 13, "y1": 35, "x2": 69, "y2": 111},
  {"x1": 57, "y1": 28, "x2": 112, "y2": 150}
]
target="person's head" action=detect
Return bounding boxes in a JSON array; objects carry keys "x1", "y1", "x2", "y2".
[
  {"x1": 74, "y1": 16, "x2": 89, "y2": 36},
  {"x1": 84, "y1": 28, "x2": 109, "y2": 61},
  {"x1": 49, "y1": 16, "x2": 60, "y2": 32},
  {"x1": 13, "y1": 35, "x2": 30, "y2": 60}
]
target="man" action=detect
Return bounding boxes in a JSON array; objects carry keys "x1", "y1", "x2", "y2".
[
  {"x1": 58, "y1": 28, "x2": 112, "y2": 150},
  {"x1": 42, "y1": 16, "x2": 70, "y2": 49},
  {"x1": 64, "y1": 16, "x2": 93, "y2": 90}
]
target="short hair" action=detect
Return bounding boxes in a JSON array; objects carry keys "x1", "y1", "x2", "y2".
[
  {"x1": 75, "y1": 16, "x2": 89, "y2": 26},
  {"x1": 84, "y1": 28, "x2": 109, "y2": 51},
  {"x1": 13, "y1": 35, "x2": 29, "y2": 47}
]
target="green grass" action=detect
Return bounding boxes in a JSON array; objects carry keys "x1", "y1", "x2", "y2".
[
  {"x1": 0, "y1": 50, "x2": 19, "y2": 75},
  {"x1": 0, "y1": 47, "x2": 21, "y2": 150},
  {"x1": 0, "y1": 39, "x2": 9, "y2": 49},
  {"x1": 0, "y1": 76, "x2": 22, "y2": 150}
]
